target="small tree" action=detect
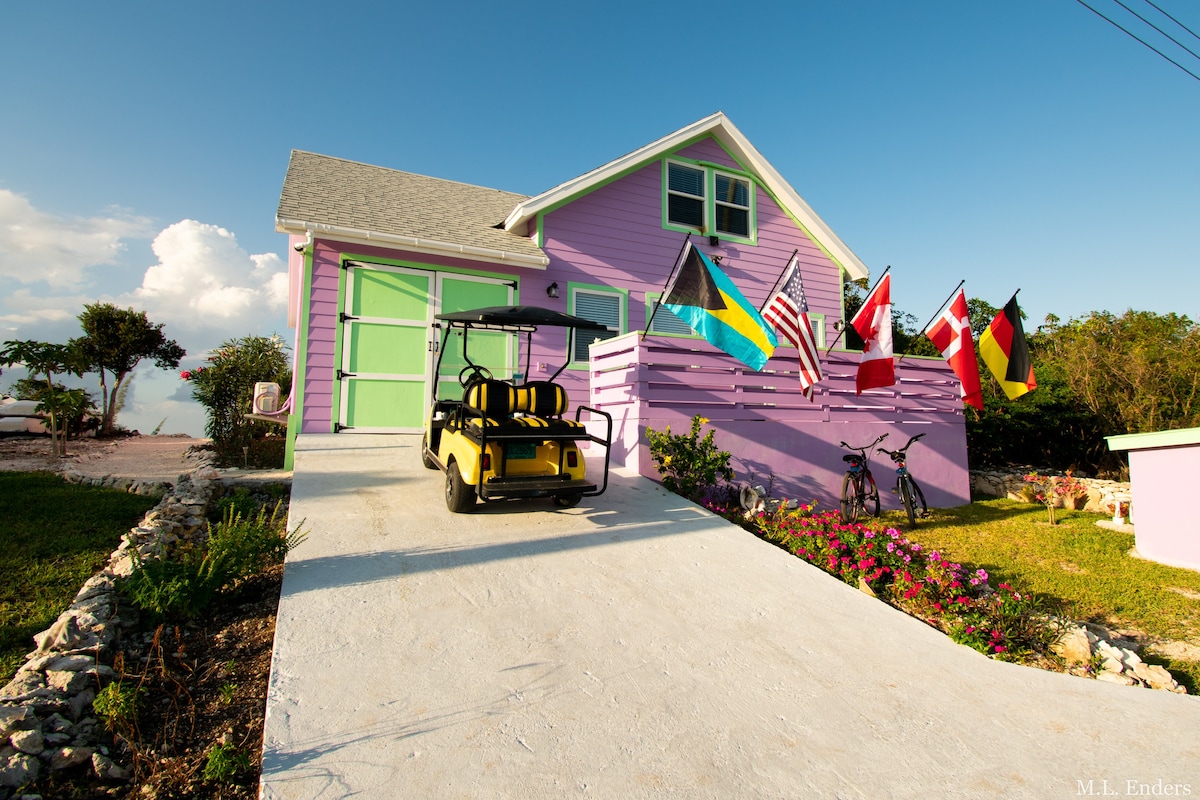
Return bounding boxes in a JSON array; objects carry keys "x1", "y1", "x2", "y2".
[
  {"x1": 10, "y1": 378, "x2": 97, "y2": 440},
  {"x1": 73, "y1": 303, "x2": 185, "y2": 436},
  {"x1": 186, "y1": 335, "x2": 291, "y2": 468},
  {"x1": 0, "y1": 340, "x2": 89, "y2": 456}
]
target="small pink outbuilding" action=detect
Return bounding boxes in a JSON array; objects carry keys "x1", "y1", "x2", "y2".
[{"x1": 1106, "y1": 426, "x2": 1200, "y2": 573}]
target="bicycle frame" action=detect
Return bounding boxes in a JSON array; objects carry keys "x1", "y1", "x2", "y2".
[
  {"x1": 838, "y1": 434, "x2": 887, "y2": 523},
  {"x1": 878, "y1": 433, "x2": 928, "y2": 526}
]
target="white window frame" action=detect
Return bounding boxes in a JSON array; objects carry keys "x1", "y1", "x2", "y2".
[
  {"x1": 663, "y1": 159, "x2": 757, "y2": 244},
  {"x1": 713, "y1": 171, "x2": 752, "y2": 239}
]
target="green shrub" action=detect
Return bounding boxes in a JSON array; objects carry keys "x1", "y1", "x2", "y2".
[
  {"x1": 122, "y1": 503, "x2": 305, "y2": 618},
  {"x1": 93, "y1": 681, "x2": 142, "y2": 737},
  {"x1": 203, "y1": 742, "x2": 251, "y2": 783},
  {"x1": 184, "y1": 335, "x2": 291, "y2": 468},
  {"x1": 646, "y1": 416, "x2": 734, "y2": 502}
]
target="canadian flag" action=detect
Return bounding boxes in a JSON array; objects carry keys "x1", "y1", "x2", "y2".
[
  {"x1": 925, "y1": 288, "x2": 983, "y2": 410},
  {"x1": 850, "y1": 273, "x2": 895, "y2": 394}
]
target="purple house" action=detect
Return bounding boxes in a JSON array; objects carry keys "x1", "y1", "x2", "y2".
[{"x1": 275, "y1": 112, "x2": 970, "y2": 509}]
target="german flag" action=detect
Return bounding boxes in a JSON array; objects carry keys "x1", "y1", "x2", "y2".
[{"x1": 979, "y1": 294, "x2": 1036, "y2": 400}]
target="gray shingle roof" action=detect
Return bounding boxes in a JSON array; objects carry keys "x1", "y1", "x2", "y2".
[{"x1": 277, "y1": 151, "x2": 545, "y2": 261}]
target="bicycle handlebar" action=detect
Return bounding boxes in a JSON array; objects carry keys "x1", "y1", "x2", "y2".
[
  {"x1": 878, "y1": 432, "x2": 927, "y2": 457},
  {"x1": 840, "y1": 433, "x2": 888, "y2": 453}
]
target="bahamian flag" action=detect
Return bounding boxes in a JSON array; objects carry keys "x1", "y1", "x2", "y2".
[{"x1": 662, "y1": 243, "x2": 777, "y2": 371}]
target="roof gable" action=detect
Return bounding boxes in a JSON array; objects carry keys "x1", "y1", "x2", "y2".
[{"x1": 503, "y1": 112, "x2": 869, "y2": 280}]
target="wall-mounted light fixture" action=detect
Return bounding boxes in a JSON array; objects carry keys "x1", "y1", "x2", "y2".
[{"x1": 546, "y1": 282, "x2": 559, "y2": 299}]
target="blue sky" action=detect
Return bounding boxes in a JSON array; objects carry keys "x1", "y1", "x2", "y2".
[{"x1": 2, "y1": 0, "x2": 1197, "y2": 436}]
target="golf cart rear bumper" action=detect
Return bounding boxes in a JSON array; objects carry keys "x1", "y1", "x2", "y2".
[{"x1": 479, "y1": 475, "x2": 597, "y2": 500}]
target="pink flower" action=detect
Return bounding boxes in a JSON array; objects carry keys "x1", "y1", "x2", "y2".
[{"x1": 180, "y1": 370, "x2": 191, "y2": 380}]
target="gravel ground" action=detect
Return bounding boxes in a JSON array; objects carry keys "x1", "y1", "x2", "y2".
[{"x1": 0, "y1": 434, "x2": 210, "y2": 481}]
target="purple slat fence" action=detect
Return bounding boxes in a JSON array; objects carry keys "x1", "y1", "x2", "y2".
[{"x1": 587, "y1": 333, "x2": 972, "y2": 512}]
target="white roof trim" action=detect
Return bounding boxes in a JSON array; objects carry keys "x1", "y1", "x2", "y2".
[
  {"x1": 503, "y1": 111, "x2": 869, "y2": 280},
  {"x1": 276, "y1": 218, "x2": 549, "y2": 270}
]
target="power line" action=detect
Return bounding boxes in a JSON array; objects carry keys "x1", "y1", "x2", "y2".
[
  {"x1": 1141, "y1": 0, "x2": 1200, "y2": 45},
  {"x1": 1073, "y1": 0, "x2": 1200, "y2": 83},
  {"x1": 1113, "y1": 0, "x2": 1200, "y2": 63}
]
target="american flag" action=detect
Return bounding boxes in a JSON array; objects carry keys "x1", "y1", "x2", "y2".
[{"x1": 762, "y1": 254, "x2": 823, "y2": 399}]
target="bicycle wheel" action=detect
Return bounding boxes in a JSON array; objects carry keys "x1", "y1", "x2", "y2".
[
  {"x1": 909, "y1": 476, "x2": 928, "y2": 518},
  {"x1": 899, "y1": 477, "x2": 916, "y2": 527},
  {"x1": 863, "y1": 472, "x2": 880, "y2": 518},
  {"x1": 840, "y1": 473, "x2": 860, "y2": 524}
]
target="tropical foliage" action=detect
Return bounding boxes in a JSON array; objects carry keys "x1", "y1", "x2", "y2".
[
  {"x1": 843, "y1": 282, "x2": 1200, "y2": 474},
  {"x1": 186, "y1": 335, "x2": 291, "y2": 467},
  {"x1": 73, "y1": 303, "x2": 186, "y2": 435}
]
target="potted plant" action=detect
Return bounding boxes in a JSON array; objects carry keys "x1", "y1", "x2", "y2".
[{"x1": 1053, "y1": 471, "x2": 1089, "y2": 511}]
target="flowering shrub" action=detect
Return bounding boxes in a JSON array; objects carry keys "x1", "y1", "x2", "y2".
[
  {"x1": 646, "y1": 416, "x2": 734, "y2": 502},
  {"x1": 1023, "y1": 472, "x2": 1059, "y2": 524},
  {"x1": 648, "y1": 423, "x2": 1065, "y2": 668},
  {"x1": 1053, "y1": 471, "x2": 1088, "y2": 500},
  {"x1": 948, "y1": 583, "x2": 1065, "y2": 661},
  {"x1": 751, "y1": 501, "x2": 1062, "y2": 663}
]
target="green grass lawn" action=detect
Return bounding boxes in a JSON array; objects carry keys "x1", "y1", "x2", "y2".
[
  {"x1": 0, "y1": 471, "x2": 157, "y2": 683},
  {"x1": 873, "y1": 498, "x2": 1200, "y2": 691}
]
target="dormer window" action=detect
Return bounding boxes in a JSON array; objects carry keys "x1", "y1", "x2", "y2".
[{"x1": 664, "y1": 160, "x2": 755, "y2": 243}]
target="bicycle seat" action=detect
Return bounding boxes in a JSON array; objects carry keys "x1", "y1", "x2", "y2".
[{"x1": 842, "y1": 454, "x2": 860, "y2": 463}]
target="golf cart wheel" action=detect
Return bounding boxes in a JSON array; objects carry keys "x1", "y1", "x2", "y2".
[
  {"x1": 421, "y1": 434, "x2": 437, "y2": 470},
  {"x1": 552, "y1": 493, "x2": 582, "y2": 509},
  {"x1": 445, "y1": 460, "x2": 476, "y2": 513}
]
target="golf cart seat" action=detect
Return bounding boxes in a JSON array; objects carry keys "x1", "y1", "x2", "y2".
[{"x1": 461, "y1": 379, "x2": 587, "y2": 438}]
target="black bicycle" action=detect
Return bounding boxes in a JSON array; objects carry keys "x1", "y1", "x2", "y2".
[
  {"x1": 838, "y1": 434, "x2": 887, "y2": 524},
  {"x1": 879, "y1": 433, "x2": 929, "y2": 527}
]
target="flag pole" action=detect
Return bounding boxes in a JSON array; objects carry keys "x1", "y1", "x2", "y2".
[
  {"x1": 825, "y1": 265, "x2": 890, "y2": 354},
  {"x1": 758, "y1": 249, "x2": 799, "y2": 315},
  {"x1": 896, "y1": 278, "x2": 966, "y2": 366},
  {"x1": 643, "y1": 234, "x2": 692, "y2": 341}
]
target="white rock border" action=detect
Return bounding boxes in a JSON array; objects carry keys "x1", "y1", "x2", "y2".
[{"x1": 0, "y1": 456, "x2": 223, "y2": 793}]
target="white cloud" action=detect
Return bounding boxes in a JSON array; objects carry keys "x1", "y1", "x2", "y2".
[
  {"x1": 0, "y1": 190, "x2": 152, "y2": 289},
  {"x1": 129, "y1": 220, "x2": 288, "y2": 331},
  {"x1": 0, "y1": 288, "x2": 83, "y2": 331}
]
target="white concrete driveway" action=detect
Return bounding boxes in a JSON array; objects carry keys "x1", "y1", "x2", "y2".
[{"x1": 261, "y1": 434, "x2": 1200, "y2": 799}]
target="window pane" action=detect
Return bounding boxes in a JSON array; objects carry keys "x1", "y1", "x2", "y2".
[
  {"x1": 668, "y1": 163, "x2": 705, "y2": 197},
  {"x1": 573, "y1": 292, "x2": 620, "y2": 362},
  {"x1": 715, "y1": 174, "x2": 749, "y2": 206},
  {"x1": 650, "y1": 303, "x2": 695, "y2": 335},
  {"x1": 715, "y1": 205, "x2": 749, "y2": 237},
  {"x1": 668, "y1": 195, "x2": 704, "y2": 228}
]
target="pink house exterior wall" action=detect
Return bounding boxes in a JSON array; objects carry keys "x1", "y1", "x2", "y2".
[
  {"x1": 1127, "y1": 447, "x2": 1200, "y2": 572},
  {"x1": 589, "y1": 333, "x2": 971, "y2": 511},
  {"x1": 286, "y1": 133, "x2": 971, "y2": 504},
  {"x1": 535, "y1": 136, "x2": 846, "y2": 417}
]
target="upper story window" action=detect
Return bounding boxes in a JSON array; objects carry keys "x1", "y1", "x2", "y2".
[{"x1": 664, "y1": 160, "x2": 755, "y2": 243}]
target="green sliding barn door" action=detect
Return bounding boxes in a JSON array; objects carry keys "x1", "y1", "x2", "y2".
[
  {"x1": 338, "y1": 264, "x2": 513, "y2": 433},
  {"x1": 435, "y1": 274, "x2": 515, "y2": 404}
]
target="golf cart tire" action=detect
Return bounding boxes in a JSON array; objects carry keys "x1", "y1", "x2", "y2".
[
  {"x1": 552, "y1": 493, "x2": 582, "y2": 509},
  {"x1": 446, "y1": 460, "x2": 476, "y2": 513},
  {"x1": 421, "y1": 435, "x2": 438, "y2": 470}
]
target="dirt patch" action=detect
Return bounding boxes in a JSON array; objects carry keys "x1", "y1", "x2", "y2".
[
  {"x1": 27, "y1": 567, "x2": 282, "y2": 799},
  {"x1": 0, "y1": 434, "x2": 209, "y2": 483}
]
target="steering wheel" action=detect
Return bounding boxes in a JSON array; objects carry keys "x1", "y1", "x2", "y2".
[{"x1": 458, "y1": 364, "x2": 493, "y2": 386}]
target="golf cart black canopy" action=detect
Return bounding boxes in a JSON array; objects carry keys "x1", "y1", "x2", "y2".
[{"x1": 435, "y1": 305, "x2": 611, "y2": 331}]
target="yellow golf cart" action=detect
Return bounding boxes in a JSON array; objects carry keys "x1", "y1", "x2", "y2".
[{"x1": 421, "y1": 305, "x2": 613, "y2": 513}]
